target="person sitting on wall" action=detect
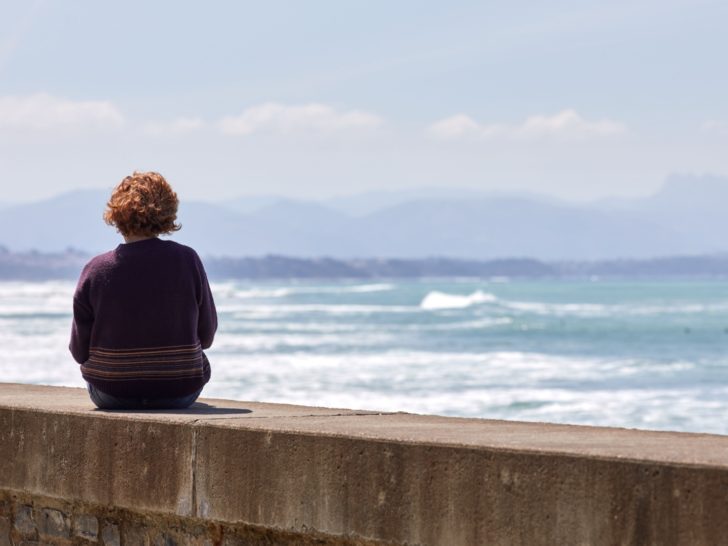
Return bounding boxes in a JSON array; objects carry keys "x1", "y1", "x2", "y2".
[{"x1": 69, "y1": 171, "x2": 217, "y2": 410}]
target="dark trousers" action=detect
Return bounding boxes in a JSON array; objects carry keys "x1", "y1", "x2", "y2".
[{"x1": 86, "y1": 383, "x2": 202, "y2": 410}]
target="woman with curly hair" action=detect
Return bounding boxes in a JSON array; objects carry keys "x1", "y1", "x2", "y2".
[{"x1": 69, "y1": 171, "x2": 217, "y2": 410}]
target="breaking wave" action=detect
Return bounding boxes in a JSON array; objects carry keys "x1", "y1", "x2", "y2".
[{"x1": 420, "y1": 290, "x2": 497, "y2": 310}]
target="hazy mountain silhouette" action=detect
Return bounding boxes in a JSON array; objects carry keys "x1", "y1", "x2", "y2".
[
  {"x1": 354, "y1": 196, "x2": 684, "y2": 259},
  {"x1": 0, "y1": 190, "x2": 119, "y2": 252},
  {"x1": 321, "y1": 187, "x2": 555, "y2": 217},
  {"x1": 220, "y1": 187, "x2": 562, "y2": 217},
  {"x1": 217, "y1": 194, "x2": 281, "y2": 214},
  {"x1": 594, "y1": 174, "x2": 728, "y2": 254},
  {"x1": 0, "y1": 174, "x2": 725, "y2": 259}
]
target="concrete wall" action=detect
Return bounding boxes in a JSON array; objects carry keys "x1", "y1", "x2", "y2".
[{"x1": 1, "y1": 383, "x2": 728, "y2": 545}]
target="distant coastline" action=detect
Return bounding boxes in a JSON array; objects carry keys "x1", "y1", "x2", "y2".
[
  {"x1": 3, "y1": 246, "x2": 728, "y2": 281},
  {"x1": 4, "y1": 174, "x2": 728, "y2": 261}
]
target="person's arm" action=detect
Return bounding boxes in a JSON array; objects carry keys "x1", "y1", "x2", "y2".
[
  {"x1": 69, "y1": 267, "x2": 94, "y2": 363},
  {"x1": 195, "y1": 253, "x2": 217, "y2": 349}
]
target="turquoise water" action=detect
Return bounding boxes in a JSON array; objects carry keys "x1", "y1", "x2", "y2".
[{"x1": 2, "y1": 279, "x2": 728, "y2": 434}]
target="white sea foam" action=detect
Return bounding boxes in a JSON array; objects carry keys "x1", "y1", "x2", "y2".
[
  {"x1": 223, "y1": 319, "x2": 365, "y2": 333},
  {"x1": 0, "y1": 281, "x2": 75, "y2": 298},
  {"x1": 623, "y1": 302, "x2": 728, "y2": 315},
  {"x1": 0, "y1": 281, "x2": 76, "y2": 316},
  {"x1": 233, "y1": 288, "x2": 293, "y2": 299},
  {"x1": 501, "y1": 300, "x2": 728, "y2": 317},
  {"x1": 342, "y1": 283, "x2": 395, "y2": 293},
  {"x1": 213, "y1": 283, "x2": 395, "y2": 300},
  {"x1": 204, "y1": 349, "x2": 689, "y2": 385},
  {"x1": 217, "y1": 303, "x2": 415, "y2": 316},
  {"x1": 408, "y1": 317, "x2": 513, "y2": 331},
  {"x1": 420, "y1": 290, "x2": 497, "y2": 310},
  {"x1": 201, "y1": 350, "x2": 722, "y2": 432},
  {"x1": 212, "y1": 331, "x2": 395, "y2": 351},
  {"x1": 220, "y1": 317, "x2": 512, "y2": 333},
  {"x1": 0, "y1": 304, "x2": 72, "y2": 316},
  {"x1": 503, "y1": 301, "x2": 610, "y2": 317}
]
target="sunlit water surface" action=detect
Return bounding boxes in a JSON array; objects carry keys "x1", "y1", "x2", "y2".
[{"x1": 3, "y1": 279, "x2": 728, "y2": 434}]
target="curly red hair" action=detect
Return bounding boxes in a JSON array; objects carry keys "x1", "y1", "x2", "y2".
[{"x1": 103, "y1": 171, "x2": 181, "y2": 237}]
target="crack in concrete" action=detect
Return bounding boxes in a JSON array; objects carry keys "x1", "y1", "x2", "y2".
[{"x1": 190, "y1": 426, "x2": 198, "y2": 518}]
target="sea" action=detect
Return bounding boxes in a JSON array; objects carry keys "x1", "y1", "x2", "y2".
[{"x1": 3, "y1": 278, "x2": 728, "y2": 435}]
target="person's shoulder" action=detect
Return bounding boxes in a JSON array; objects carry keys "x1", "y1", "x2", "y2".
[
  {"x1": 82, "y1": 249, "x2": 117, "y2": 273},
  {"x1": 160, "y1": 239, "x2": 204, "y2": 264},
  {"x1": 160, "y1": 239, "x2": 200, "y2": 257},
  {"x1": 76, "y1": 248, "x2": 117, "y2": 288}
]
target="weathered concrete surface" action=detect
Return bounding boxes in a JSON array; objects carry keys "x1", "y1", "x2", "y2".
[{"x1": 2, "y1": 383, "x2": 728, "y2": 545}]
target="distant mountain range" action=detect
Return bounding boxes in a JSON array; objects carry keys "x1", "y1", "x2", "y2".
[{"x1": 0, "y1": 173, "x2": 726, "y2": 260}]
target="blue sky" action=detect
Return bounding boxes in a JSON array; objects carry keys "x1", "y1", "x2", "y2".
[{"x1": 1, "y1": 0, "x2": 726, "y2": 202}]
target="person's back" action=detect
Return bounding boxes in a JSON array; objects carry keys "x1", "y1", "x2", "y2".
[{"x1": 69, "y1": 171, "x2": 217, "y2": 409}]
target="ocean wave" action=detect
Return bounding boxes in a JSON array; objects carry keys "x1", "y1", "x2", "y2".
[
  {"x1": 212, "y1": 332, "x2": 395, "y2": 351},
  {"x1": 201, "y1": 350, "x2": 717, "y2": 431},
  {"x1": 420, "y1": 290, "x2": 497, "y2": 310},
  {"x1": 204, "y1": 350, "x2": 699, "y2": 392},
  {"x1": 0, "y1": 281, "x2": 75, "y2": 316},
  {"x1": 0, "y1": 281, "x2": 75, "y2": 299},
  {"x1": 341, "y1": 283, "x2": 395, "y2": 293},
  {"x1": 623, "y1": 303, "x2": 728, "y2": 316},
  {"x1": 502, "y1": 301, "x2": 610, "y2": 317},
  {"x1": 233, "y1": 288, "x2": 292, "y2": 299},
  {"x1": 282, "y1": 283, "x2": 395, "y2": 295},
  {"x1": 501, "y1": 300, "x2": 728, "y2": 317},
  {"x1": 421, "y1": 317, "x2": 513, "y2": 330},
  {"x1": 6, "y1": 279, "x2": 728, "y2": 434},
  {"x1": 213, "y1": 283, "x2": 396, "y2": 300},
  {"x1": 218, "y1": 303, "x2": 416, "y2": 316},
  {"x1": 224, "y1": 319, "x2": 365, "y2": 332},
  {"x1": 222, "y1": 316, "x2": 512, "y2": 333}
]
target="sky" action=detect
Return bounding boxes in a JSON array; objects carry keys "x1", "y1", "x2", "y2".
[{"x1": 0, "y1": 0, "x2": 727, "y2": 203}]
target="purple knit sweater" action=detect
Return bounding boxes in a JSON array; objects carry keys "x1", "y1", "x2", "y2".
[{"x1": 69, "y1": 237, "x2": 217, "y2": 398}]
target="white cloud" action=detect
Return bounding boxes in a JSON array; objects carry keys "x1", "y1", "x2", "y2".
[
  {"x1": 516, "y1": 109, "x2": 625, "y2": 138},
  {"x1": 427, "y1": 114, "x2": 481, "y2": 139},
  {"x1": 0, "y1": 93, "x2": 124, "y2": 131},
  {"x1": 218, "y1": 102, "x2": 383, "y2": 136},
  {"x1": 143, "y1": 117, "x2": 205, "y2": 136},
  {"x1": 428, "y1": 109, "x2": 626, "y2": 140}
]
